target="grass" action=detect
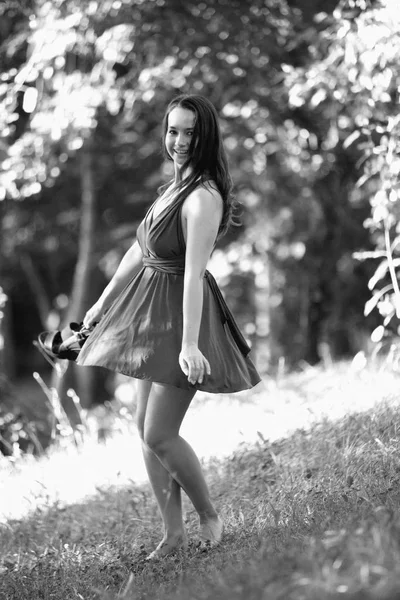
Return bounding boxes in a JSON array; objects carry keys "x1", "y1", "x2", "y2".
[{"x1": 2, "y1": 359, "x2": 400, "y2": 599}]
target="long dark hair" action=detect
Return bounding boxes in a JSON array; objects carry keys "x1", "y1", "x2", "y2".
[{"x1": 161, "y1": 94, "x2": 237, "y2": 236}]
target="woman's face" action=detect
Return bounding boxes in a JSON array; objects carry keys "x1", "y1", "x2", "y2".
[{"x1": 165, "y1": 106, "x2": 196, "y2": 168}]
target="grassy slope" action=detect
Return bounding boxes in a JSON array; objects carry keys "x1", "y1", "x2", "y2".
[{"x1": 2, "y1": 362, "x2": 400, "y2": 599}]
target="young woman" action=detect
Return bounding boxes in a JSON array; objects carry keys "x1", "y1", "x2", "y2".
[{"x1": 77, "y1": 94, "x2": 261, "y2": 559}]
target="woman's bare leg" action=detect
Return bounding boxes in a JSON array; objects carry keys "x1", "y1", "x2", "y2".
[
  {"x1": 135, "y1": 380, "x2": 186, "y2": 556},
  {"x1": 143, "y1": 383, "x2": 223, "y2": 550}
]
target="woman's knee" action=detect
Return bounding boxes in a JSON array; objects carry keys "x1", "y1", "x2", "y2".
[{"x1": 143, "y1": 427, "x2": 171, "y2": 455}]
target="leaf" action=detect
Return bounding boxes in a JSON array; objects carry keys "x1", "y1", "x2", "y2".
[
  {"x1": 314, "y1": 12, "x2": 329, "y2": 23},
  {"x1": 371, "y1": 325, "x2": 385, "y2": 343},
  {"x1": 257, "y1": 431, "x2": 266, "y2": 443},
  {"x1": 383, "y1": 313, "x2": 394, "y2": 326},
  {"x1": 368, "y1": 259, "x2": 400, "y2": 289},
  {"x1": 353, "y1": 251, "x2": 387, "y2": 260},
  {"x1": 355, "y1": 173, "x2": 373, "y2": 188},
  {"x1": 343, "y1": 130, "x2": 360, "y2": 149},
  {"x1": 310, "y1": 88, "x2": 327, "y2": 107},
  {"x1": 364, "y1": 284, "x2": 393, "y2": 316},
  {"x1": 368, "y1": 261, "x2": 389, "y2": 290}
]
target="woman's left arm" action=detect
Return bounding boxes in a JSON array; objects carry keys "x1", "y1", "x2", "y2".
[{"x1": 179, "y1": 187, "x2": 223, "y2": 385}]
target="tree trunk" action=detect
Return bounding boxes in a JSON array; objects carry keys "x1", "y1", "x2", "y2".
[
  {"x1": 0, "y1": 201, "x2": 14, "y2": 381},
  {"x1": 52, "y1": 145, "x2": 99, "y2": 418},
  {"x1": 0, "y1": 286, "x2": 6, "y2": 379},
  {"x1": 305, "y1": 170, "x2": 343, "y2": 366},
  {"x1": 19, "y1": 252, "x2": 52, "y2": 329},
  {"x1": 0, "y1": 198, "x2": 4, "y2": 378},
  {"x1": 66, "y1": 147, "x2": 96, "y2": 324}
]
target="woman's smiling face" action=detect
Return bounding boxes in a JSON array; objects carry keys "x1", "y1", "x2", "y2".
[{"x1": 165, "y1": 107, "x2": 196, "y2": 168}]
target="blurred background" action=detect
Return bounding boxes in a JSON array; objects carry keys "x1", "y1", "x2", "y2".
[{"x1": 0, "y1": 0, "x2": 399, "y2": 454}]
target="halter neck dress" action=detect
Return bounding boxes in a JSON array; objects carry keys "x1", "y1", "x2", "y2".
[{"x1": 76, "y1": 192, "x2": 261, "y2": 393}]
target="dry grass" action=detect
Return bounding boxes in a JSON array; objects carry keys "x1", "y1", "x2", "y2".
[{"x1": 2, "y1": 359, "x2": 400, "y2": 599}]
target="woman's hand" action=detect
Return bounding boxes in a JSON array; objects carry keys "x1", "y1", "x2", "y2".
[
  {"x1": 83, "y1": 300, "x2": 105, "y2": 329},
  {"x1": 179, "y1": 343, "x2": 211, "y2": 385}
]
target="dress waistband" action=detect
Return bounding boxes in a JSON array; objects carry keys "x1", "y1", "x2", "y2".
[
  {"x1": 142, "y1": 255, "x2": 251, "y2": 357},
  {"x1": 142, "y1": 255, "x2": 185, "y2": 275}
]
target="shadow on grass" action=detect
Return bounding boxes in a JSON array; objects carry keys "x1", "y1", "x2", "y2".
[{"x1": 2, "y1": 397, "x2": 400, "y2": 600}]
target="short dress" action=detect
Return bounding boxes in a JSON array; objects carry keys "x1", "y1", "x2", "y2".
[{"x1": 76, "y1": 193, "x2": 261, "y2": 393}]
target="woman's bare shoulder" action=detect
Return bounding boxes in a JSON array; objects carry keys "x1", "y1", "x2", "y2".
[{"x1": 183, "y1": 181, "x2": 222, "y2": 217}]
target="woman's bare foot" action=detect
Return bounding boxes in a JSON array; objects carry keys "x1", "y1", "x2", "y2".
[
  {"x1": 198, "y1": 515, "x2": 224, "y2": 549},
  {"x1": 145, "y1": 532, "x2": 188, "y2": 561}
]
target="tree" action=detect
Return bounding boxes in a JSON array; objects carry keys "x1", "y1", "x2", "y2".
[{"x1": 284, "y1": 0, "x2": 400, "y2": 361}]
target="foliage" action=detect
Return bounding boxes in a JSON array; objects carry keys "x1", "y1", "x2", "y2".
[
  {"x1": 0, "y1": 0, "x2": 302, "y2": 200},
  {"x1": 285, "y1": 0, "x2": 400, "y2": 361},
  {"x1": 0, "y1": 374, "x2": 46, "y2": 456}
]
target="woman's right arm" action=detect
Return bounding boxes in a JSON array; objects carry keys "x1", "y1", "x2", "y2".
[{"x1": 83, "y1": 240, "x2": 143, "y2": 327}]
